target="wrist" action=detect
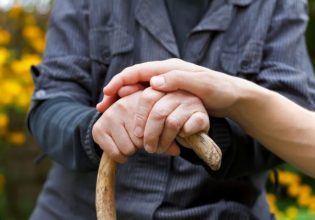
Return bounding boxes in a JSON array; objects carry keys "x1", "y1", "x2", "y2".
[{"x1": 229, "y1": 79, "x2": 273, "y2": 126}]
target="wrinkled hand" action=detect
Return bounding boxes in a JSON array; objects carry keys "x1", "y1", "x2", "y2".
[
  {"x1": 92, "y1": 91, "x2": 181, "y2": 163},
  {"x1": 133, "y1": 88, "x2": 209, "y2": 154}
]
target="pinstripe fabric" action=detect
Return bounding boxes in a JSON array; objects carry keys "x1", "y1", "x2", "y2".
[{"x1": 29, "y1": 0, "x2": 315, "y2": 219}]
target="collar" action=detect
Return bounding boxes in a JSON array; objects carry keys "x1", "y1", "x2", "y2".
[
  {"x1": 135, "y1": 0, "x2": 255, "y2": 57},
  {"x1": 135, "y1": 0, "x2": 179, "y2": 57}
]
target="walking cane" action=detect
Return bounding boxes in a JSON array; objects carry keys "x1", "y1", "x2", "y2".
[{"x1": 96, "y1": 132, "x2": 222, "y2": 220}]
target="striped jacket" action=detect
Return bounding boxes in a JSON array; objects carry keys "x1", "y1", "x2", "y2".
[{"x1": 29, "y1": 0, "x2": 315, "y2": 219}]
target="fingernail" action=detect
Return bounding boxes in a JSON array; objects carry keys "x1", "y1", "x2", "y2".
[
  {"x1": 134, "y1": 126, "x2": 143, "y2": 137},
  {"x1": 151, "y1": 76, "x2": 165, "y2": 87},
  {"x1": 145, "y1": 144, "x2": 154, "y2": 153}
]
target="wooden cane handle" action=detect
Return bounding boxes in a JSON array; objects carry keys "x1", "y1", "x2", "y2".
[
  {"x1": 96, "y1": 132, "x2": 222, "y2": 220},
  {"x1": 176, "y1": 132, "x2": 222, "y2": 170}
]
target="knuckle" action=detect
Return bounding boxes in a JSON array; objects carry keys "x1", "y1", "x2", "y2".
[
  {"x1": 166, "y1": 117, "x2": 182, "y2": 130},
  {"x1": 141, "y1": 88, "x2": 158, "y2": 104},
  {"x1": 121, "y1": 145, "x2": 136, "y2": 156},
  {"x1": 92, "y1": 122, "x2": 102, "y2": 134},
  {"x1": 151, "y1": 108, "x2": 168, "y2": 120},
  {"x1": 92, "y1": 123, "x2": 103, "y2": 141},
  {"x1": 135, "y1": 112, "x2": 146, "y2": 123},
  {"x1": 187, "y1": 96, "x2": 201, "y2": 104},
  {"x1": 115, "y1": 99, "x2": 128, "y2": 112},
  {"x1": 168, "y1": 58, "x2": 181, "y2": 64},
  {"x1": 131, "y1": 136, "x2": 143, "y2": 148},
  {"x1": 104, "y1": 109, "x2": 115, "y2": 119},
  {"x1": 193, "y1": 113, "x2": 208, "y2": 128},
  {"x1": 109, "y1": 149, "x2": 121, "y2": 160},
  {"x1": 167, "y1": 70, "x2": 181, "y2": 77}
]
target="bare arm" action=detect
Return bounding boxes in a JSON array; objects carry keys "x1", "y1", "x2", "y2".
[
  {"x1": 100, "y1": 59, "x2": 315, "y2": 178},
  {"x1": 151, "y1": 68, "x2": 315, "y2": 178},
  {"x1": 231, "y1": 82, "x2": 315, "y2": 178}
]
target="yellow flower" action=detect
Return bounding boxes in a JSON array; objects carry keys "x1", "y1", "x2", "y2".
[
  {"x1": 309, "y1": 202, "x2": 315, "y2": 214},
  {"x1": 8, "y1": 4, "x2": 23, "y2": 19},
  {"x1": 25, "y1": 15, "x2": 36, "y2": 25},
  {"x1": 297, "y1": 193, "x2": 312, "y2": 207},
  {"x1": 0, "y1": 93, "x2": 13, "y2": 106},
  {"x1": 287, "y1": 183, "x2": 300, "y2": 197},
  {"x1": 0, "y1": 174, "x2": 5, "y2": 192},
  {"x1": 285, "y1": 206, "x2": 298, "y2": 219},
  {"x1": 2, "y1": 79, "x2": 22, "y2": 98},
  {"x1": 23, "y1": 25, "x2": 44, "y2": 40},
  {"x1": 299, "y1": 184, "x2": 312, "y2": 198},
  {"x1": 0, "y1": 113, "x2": 9, "y2": 136},
  {"x1": 267, "y1": 193, "x2": 276, "y2": 204},
  {"x1": 0, "y1": 47, "x2": 9, "y2": 66},
  {"x1": 279, "y1": 170, "x2": 301, "y2": 186},
  {"x1": 11, "y1": 54, "x2": 41, "y2": 75},
  {"x1": 266, "y1": 193, "x2": 278, "y2": 214},
  {"x1": 31, "y1": 38, "x2": 46, "y2": 53},
  {"x1": 0, "y1": 113, "x2": 9, "y2": 128},
  {"x1": 16, "y1": 93, "x2": 31, "y2": 110},
  {"x1": 0, "y1": 29, "x2": 11, "y2": 45},
  {"x1": 8, "y1": 132, "x2": 26, "y2": 145}
]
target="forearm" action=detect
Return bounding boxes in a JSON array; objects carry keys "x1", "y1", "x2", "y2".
[
  {"x1": 28, "y1": 98, "x2": 101, "y2": 171},
  {"x1": 231, "y1": 83, "x2": 315, "y2": 177}
]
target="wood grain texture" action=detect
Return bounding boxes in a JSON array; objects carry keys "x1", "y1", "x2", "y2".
[
  {"x1": 96, "y1": 132, "x2": 222, "y2": 220},
  {"x1": 176, "y1": 132, "x2": 222, "y2": 170},
  {"x1": 96, "y1": 153, "x2": 116, "y2": 220}
]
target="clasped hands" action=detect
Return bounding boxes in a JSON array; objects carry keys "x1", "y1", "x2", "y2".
[
  {"x1": 92, "y1": 58, "x2": 244, "y2": 163},
  {"x1": 92, "y1": 61, "x2": 210, "y2": 163},
  {"x1": 92, "y1": 88, "x2": 209, "y2": 163}
]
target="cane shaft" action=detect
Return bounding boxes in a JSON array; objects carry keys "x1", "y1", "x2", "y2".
[{"x1": 96, "y1": 132, "x2": 222, "y2": 220}]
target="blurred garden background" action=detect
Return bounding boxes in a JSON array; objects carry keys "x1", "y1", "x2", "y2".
[{"x1": 0, "y1": 1, "x2": 315, "y2": 220}]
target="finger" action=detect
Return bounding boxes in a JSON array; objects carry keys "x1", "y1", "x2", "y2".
[
  {"x1": 103, "y1": 59, "x2": 206, "y2": 96},
  {"x1": 179, "y1": 112, "x2": 210, "y2": 138},
  {"x1": 124, "y1": 119, "x2": 143, "y2": 149},
  {"x1": 98, "y1": 134, "x2": 128, "y2": 163},
  {"x1": 133, "y1": 88, "x2": 165, "y2": 138},
  {"x1": 150, "y1": 71, "x2": 206, "y2": 96},
  {"x1": 96, "y1": 95, "x2": 117, "y2": 113},
  {"x1": 110, "y1": 123, "x2": 137, "y2": 157},
  {"x1": 157, "y1": 104, "x2": 198, "y2": 154},
  {"x1": 143, "y1": 95, "x2": 180, "y2": 153},
  {"x1": 118, "y1": 84, "x2": 146, "y2": 97},
  {"x1": 164, "y1": 142, "x2": 180, "y2": 156}
]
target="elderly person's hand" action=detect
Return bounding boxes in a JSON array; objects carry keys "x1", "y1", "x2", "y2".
[
  {"x1": 132, "y1": 88, "x2": 209, "y2": 154},
  {"x1": 92, "y1": 91, "x2": 180, "y2": 163},
  {"x1": 94, "y1": 88, "x2": 209, "y2": 160}
]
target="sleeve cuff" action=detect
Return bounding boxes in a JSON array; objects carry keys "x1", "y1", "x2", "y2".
[{"x1": 83, "y1": 111, "x2": 103, "y2": 165}]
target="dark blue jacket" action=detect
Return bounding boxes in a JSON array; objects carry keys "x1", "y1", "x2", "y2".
[{"x1": 28, "y1": 0, "x2": 315, "y2": 219}]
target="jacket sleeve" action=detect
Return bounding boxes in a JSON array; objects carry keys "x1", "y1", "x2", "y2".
[
  {"x1": 27, "y1": 0, "x2": 102, "y2": 171},
  {"x1": 181, "y1": 1, "x2": 315, "y2": 179}
]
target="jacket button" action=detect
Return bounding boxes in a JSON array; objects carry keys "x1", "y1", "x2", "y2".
[{"x1": 35, "y1": 90, "x2": 46, "y2": 98}]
